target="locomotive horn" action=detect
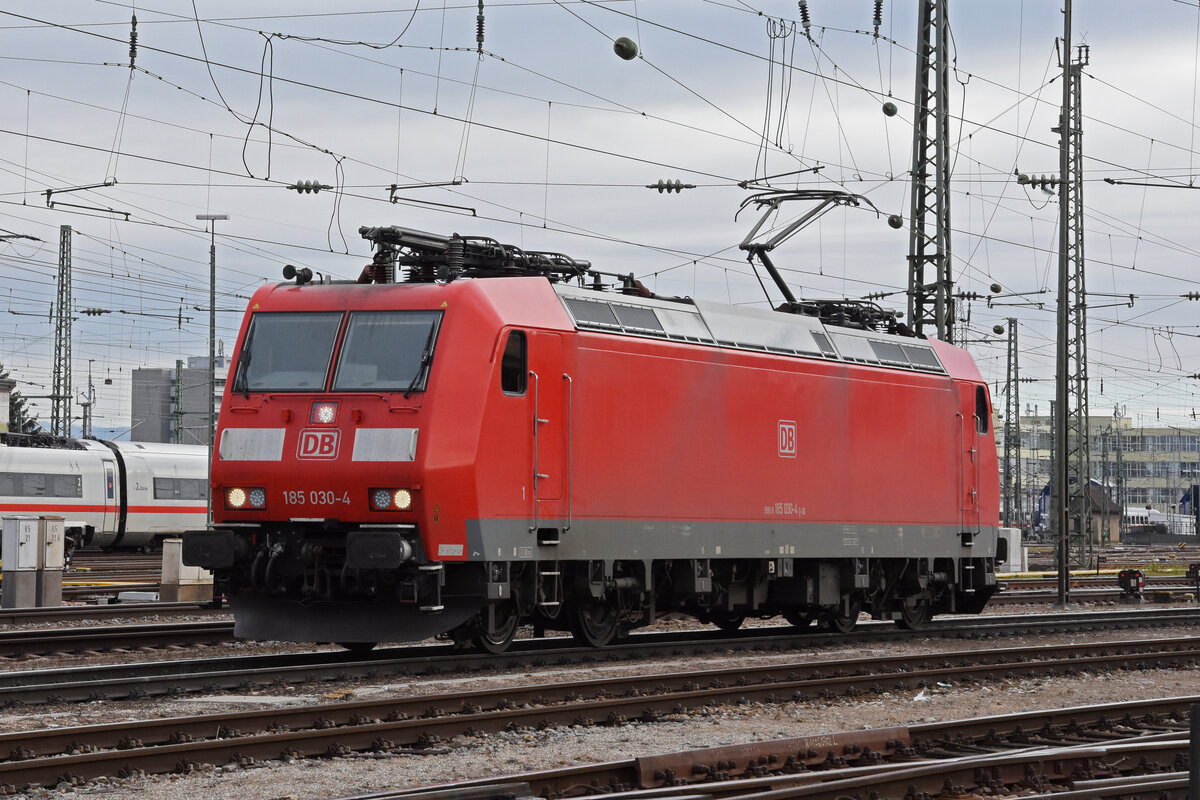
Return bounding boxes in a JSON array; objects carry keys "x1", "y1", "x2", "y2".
[{"x1": 283, "y1": 264, "x2": 313, "y2": 286}]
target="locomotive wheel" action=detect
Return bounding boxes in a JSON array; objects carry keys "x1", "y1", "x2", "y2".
[
  {"x1": 819, "y1": 599, "x2": 862, "y2": 634},
  {"x1": 570, "y1": 597, "x2": 620, "y2": 647},
  {"x1": 474, "y1": 602, "x2": 520, "y2": 654},
  {"x1": 709, "y1": 611, "x2": 746, "y2": 632},
  {"x1": 782, "y1": 609, "x2": 815, "y2": 629},
  {"x1": 895, "y1": 596, "x2": 932, "y2": 630}
]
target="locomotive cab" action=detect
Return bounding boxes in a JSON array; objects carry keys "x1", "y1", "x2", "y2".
[{"x1": 184, "y1": 283, "x2": 497, "y2": 643}]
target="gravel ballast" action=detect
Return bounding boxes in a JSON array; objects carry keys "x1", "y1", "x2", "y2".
[{"x1": 8, "y1": 614, "x2": 1199, "y2": 800}]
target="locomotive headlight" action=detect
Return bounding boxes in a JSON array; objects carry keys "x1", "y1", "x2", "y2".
[
  {"x1": 370, "y1": 487, "x2": 413, "y2": 511},
  {"x1": 310, "y1": 401, "x2": 339, "y2": 425},
  {"x1": 226, "y1": 487, "x2": 267, "y2": 509},
  {"x1": 392, "y1": 488, "x2": 413, "y2": 511}
]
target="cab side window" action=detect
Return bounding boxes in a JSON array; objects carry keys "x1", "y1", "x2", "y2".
[
  {"x1": 975, "y1": 385, "x2": 989, "y2": 434},
  {"x1": 501, "y1": 330, "x2": 527, "y2": 395}
]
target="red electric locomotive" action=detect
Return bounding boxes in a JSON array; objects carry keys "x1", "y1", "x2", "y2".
[{"x1": 184, "y1": 220, "x2": 1003, "y2": 651}]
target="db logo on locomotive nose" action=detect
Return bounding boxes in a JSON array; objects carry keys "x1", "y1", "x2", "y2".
[
  {"x1": 778, "y1": 420, "x2": 797, "y2": 458},
  {"x1": 298, "y1": 429, "x2": 340, "y2": 459}
]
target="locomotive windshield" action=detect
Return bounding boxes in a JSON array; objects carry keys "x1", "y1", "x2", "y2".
[
  {"x1": 332, "y1": 310, "x2": 442, "y2": 392},
  {"x1": 232, "y1": 309, "x2": 442, "y2": 394},
  {"x1": 234, "y1": 311, "x2": 342, "y2": 391}
]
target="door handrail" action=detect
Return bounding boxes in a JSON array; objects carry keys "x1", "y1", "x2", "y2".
[
  {"x1": 529, "y1": 369, "x2": 541, "y2": 533},
  {"x1": 563, "y1": 372, "x2": 572, "y2": 532}
]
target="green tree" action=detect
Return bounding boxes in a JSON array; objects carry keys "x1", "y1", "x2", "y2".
[{"x1": 1, "y1": 364, "x2": 40, "y2": 434}]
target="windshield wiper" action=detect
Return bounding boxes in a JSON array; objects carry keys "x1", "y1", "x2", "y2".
[
  {"x1": 232, "y1": 324, "x2": 256, "y2": 398},
  {"x1": 404, "y1": 323, "x2": 438, "y2": 399}
]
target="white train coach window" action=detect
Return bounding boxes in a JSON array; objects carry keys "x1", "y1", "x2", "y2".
[
  {"x1": 0, "y1": 472, "x2": 83, "y2": 498},
  {"x1": 153, "y1": 477, "x2": 208, "y2": 500}
]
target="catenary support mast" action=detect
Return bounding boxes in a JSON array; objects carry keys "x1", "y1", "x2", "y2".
[
  {"x1": 906, "y1": 0, "x2": 954, "y2": 342},
  {"x1": 1003, "y1": 319, "x2": 1021, "y2": 527},
  {"x1": 1054, "y1": 0, "x2": 1093, "y2": 606},
  {"x1": 51, "y1": 225, "x2": 72, "y2": 437}
]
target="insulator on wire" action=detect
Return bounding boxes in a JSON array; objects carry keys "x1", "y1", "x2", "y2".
[
  {"x1": 477, "y1": 1, "x2": 485, "y2": 54},
  {"x1": 645, "y1": 179, "x2": 695, "y2": 194},
  {"x1": 288, "y1": 179, "x2": 332, "y2": 194},
  {"x1": 1016, "y1": 173, "x2": 1059, "y2": 191},
  {"x1": 129, "y1": 13, "x2": 138, "y2": 67},
  {"x1": 873, "y1": 0, "x2": 883, "y2": 36},
  {"x1": 798, "y1": 0, "x2": 812, "y2": 36}
]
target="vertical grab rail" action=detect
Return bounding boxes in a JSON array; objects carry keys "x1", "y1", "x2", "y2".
[
  {"x1": 529, "y1": 370, "x2": 548, "y2": 533},
  {"x1": 969, "y1": 407, "x2": 979, "y2": 537},
  {"x1": 956, "y1": 412, "x2": 965, "y2": 535},
  {"x1": 563, "y1": 372, "x2": 573, "y2": 532},
  {"x1": 971, "y1": 413, "x2": 982, "y2": 535},
  {"x1": 529, "y1": 369, "x2": 539, "y2": 533}
]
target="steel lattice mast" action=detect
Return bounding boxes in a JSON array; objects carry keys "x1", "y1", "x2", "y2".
[
  {"x1": 50, "y1": 225, "x2": 72, "y2": 437},
  {"x1": 906, "y1": 0, "x2": 954, "y2": 343},
  {"x1": 1003, "y1": 319, "x2": 1021, "y2": 527},
  {"x1": 1054, "y1": 0, "x2": 1094, "y2": 602}
]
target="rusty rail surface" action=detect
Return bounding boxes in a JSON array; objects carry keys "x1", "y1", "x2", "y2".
[
  {"x1": 2, "y1": 607, "x2": 1200, "y2": 701},
  {"x1": 0, "y1": 636, "x2": 1197, "y2": 792},
  {"x1": 336, "y1": 699, "x2": 1196, "y2": 800},
  {"x1": 0, "y1": 602, "x2": 222, "y2": 627},
  {"x1": 0, "y1": 620, "x2": 234, "y2": 658}
]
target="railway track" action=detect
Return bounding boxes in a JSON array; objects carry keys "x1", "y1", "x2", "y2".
[
  {"x1": 991, "y1": 586, "x2": 1198, "y2": 604},
  {"x1": 1, "y1": 577, "x2": 1191, "y2": 633},
  {"x1": 1003, "y1": 573, "x2": 1199, "y2": 590},
  {"x1": 0, "y1": 620, "x2": 234, "y2": 659},
  {"x1": 0, "y1": 602, "x2": 221, "y2": 627},
  {"x1": 0, "y1": 601, "x2": 1197, "y2": 661},
  {"x1": 2, "y1": 607, "x2": 1199, "y2": 703},
  {"x1": 0, "y1": 637, "x2": 1196, "y2": 793},
  {"x1": 360, "y1": 697, "x2": 1198, "y2": 800}
]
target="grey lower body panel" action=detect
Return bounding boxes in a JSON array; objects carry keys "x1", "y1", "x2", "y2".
[{"x1": 467, "y1": 517, "x2": 996, "y2": 563}]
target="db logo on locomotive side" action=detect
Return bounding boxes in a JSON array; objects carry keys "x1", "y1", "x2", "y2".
[
  {"x1": 298, "y1": 429, "x2": 340, "y2": 459},
  {"x1": 778, "y1": 420, "x2": 797, "y2": 458}
]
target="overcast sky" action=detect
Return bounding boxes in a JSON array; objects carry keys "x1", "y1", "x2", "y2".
[{"x1": 2, "y1": 1, "x2": 1200, "y2": 434}]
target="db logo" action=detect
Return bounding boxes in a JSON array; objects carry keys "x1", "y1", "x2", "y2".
[
  {"x1": 298, "y1": 429, "x2": 340, "y2": 459},
  {"x1": 778, "y1": 420, "x2": 797, "y2": 458}
]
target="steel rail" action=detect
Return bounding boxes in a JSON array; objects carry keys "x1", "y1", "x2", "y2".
[
  {"x1": 0, "y1": 602, "x2": 220, "y2": 626},
  {"x1": 337, "y1": 700, "x2": 1197, "y2": 800},
  {"x1": 0, "y1": 640, "x2": 1196, "y2": 790},
  {"x1": 6, "y1": 639, "x2": 1196, "y2": 757},
  {"x1": 0, "y1": 620, "x2": 234, "y2": 657},
  {"x1": 2, "y1": 607, "x2": 1200, "y2": 701},
  {"x1": 1, "y1": 695, "x2": 1192, "y2": 797}
]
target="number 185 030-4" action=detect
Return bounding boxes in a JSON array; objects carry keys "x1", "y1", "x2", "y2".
[{"x1": 283, "y1": 490, "x2": 351, "y2": 506}]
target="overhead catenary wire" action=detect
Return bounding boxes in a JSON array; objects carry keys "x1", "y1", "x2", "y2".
[{"x1": 1, "y1": 3, "x2": 1200, "y2": 427}]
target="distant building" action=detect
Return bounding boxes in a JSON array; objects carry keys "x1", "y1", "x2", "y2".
[
  {"x1": 130, "y1": 355, "x2": 227, "y2": 445},
  {"x1": 1003, "y1": 413, "x2": 1200, "y2": 539}
]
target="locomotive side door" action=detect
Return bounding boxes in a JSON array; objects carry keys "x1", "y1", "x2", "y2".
[
  {"x1": 956, "y1": 382, "x2": 986, "y2": 537},
  {"x1": 528, "y1": 331, "x2": 566, "y2": 536}
]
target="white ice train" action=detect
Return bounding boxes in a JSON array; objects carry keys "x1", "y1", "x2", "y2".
[{"x1": 0, "y1": 434, "x2": 208, "y2": 552}]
